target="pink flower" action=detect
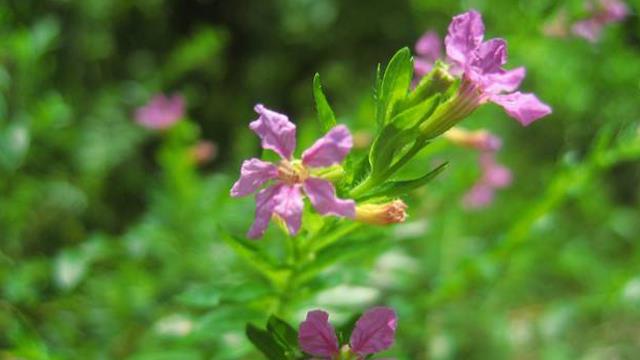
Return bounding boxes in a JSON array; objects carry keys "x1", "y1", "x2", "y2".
[
  {"x1": 298, "y1": 307, "x2": 397, "y2": 359},
  {"x1": 463, "y1": 152, "x2": 512, "y2": 209},
  {"x1": 445, "y1": 10, "x2": 552, "y2": 126},
  {"x1": 135, "y1": 94, "x2": 185, "y2": 130},
  {"x1": 572, "y1": 0, "x2": 628, "y2": 42},
  {"x1": 231, "y1": 104, "x2": 356, "y2": 239},
  {"x1": 414, "y1": 31, "x2": 442, "y2": 77},
  {"x1": 415, "y1": 11, "x2": 552, "y2": 131}
]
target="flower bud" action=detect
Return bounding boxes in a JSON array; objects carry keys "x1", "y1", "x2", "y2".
[
  {"x1": 444, "y1": 127, "x2": 502, "y2": 152},
  {"x1": 404, "y1": 63, "x2": 456, "y2": 110},
  {"x1": 355, "y1": 200, "x2": 408, "y2": 225},
  {"x1": 189, "y1": 140, "x2": 217, "y2": 164}
]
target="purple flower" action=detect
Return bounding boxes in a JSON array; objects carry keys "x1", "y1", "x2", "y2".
[
  {"x1": 463, "y1": 152, "x2": 512, "y2": 209},
  {"x1": 572, "y1": 0, "x2": 628, "y2": 42},
  {"x1": 414, "y1": 31, "x2": 442, "y2": 77},
  {"x1": 231, "y1": 104, "x2": 356, "y2": 239},
  {"x1": 298, "y1": 307, "x2": 397, "y2": 359},
  {"x1": 415, "y1": 11, "x2": 551, "y2": 131},
  {"x1": 135, "y1": 94, "x2": 185, "y2": 130},
  {"x1": 444, "y1": 10, "x2": 552, "y2": 126}
]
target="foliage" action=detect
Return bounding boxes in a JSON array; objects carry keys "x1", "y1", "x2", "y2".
[{"x1": 1, "y1": 0, "x2": 639, "y2": 359}]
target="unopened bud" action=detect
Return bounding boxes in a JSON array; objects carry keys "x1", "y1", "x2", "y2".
[
  {"x1": 189, "y1": 140, "x2": 217, "y2": 164},
  {"x1": 404, "y1": 63, "x2": 456, "y2": 110},
  {"x1": 355, "y1": 200, "x2": 408, "y2": 225},
  {"x1": 444, "y1": 127, "x2": 501, "y2": 152}
]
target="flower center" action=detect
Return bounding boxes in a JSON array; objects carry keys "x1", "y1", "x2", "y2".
[{"x1": 277, "y1": 160, "x2": 309, "y2": 185}]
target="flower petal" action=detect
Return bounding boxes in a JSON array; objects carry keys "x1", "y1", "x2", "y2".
[
  {"x1": 250, "y1": 104, "x2": 297, "y2": 159},
  {"x1": 415, "y1": 31, "x2": 442, "y2": 61},
  {"x1": 482, "y1": 67, "x2": 525, "y2": 94},
  {"x1": 571, "y1": 19, "x2": 602, "y2": 43},
  {"x1": 247, "y1": 184, "x2": 281, "y2": 239},
  {"x1": 230, "y1": 158, "x2": 278, "y2": 197},
  {"x1": 602, "y1": 0, "x2": 628, "y2": 22},
  {"x1": 302, "y1": 125, "x2": 353, "y2": 168},
  {"x1": 414, "y1": 58, "x2": 435, "y2": 78},
  {"x1": 463, "y1": 182, "x2": 495, "y2": 209},
  {"x1": 135, "y1": 94, "x2": 185, "y2": 130},
  {"x1": 472, "y1": 38, "x2": 507, "y2": 75},
  {"x1": 480, "y1": 153, "x2": 512, "y2": 188},
  {"x1": 298, "y1": 310, "x2": 340, "y2": 357},
  {"x1": 273, "y1": 184, "x2": 304, "y2": 236},
  {"x1": 303, "y1": 178, "x2": 355, "y2": 218},
  {"x1": 349, "y1": 307, "x2": 398, "y2": 356},
  {"x1": 490, "y1": 92, "x2": 552, "y2": 126},
  {"x1": 445, "y1": 10, "x2": 485, "y2": 67}
]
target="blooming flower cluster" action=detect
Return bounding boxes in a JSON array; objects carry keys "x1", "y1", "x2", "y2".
[
  {"x1": 299, "y1": 307, "x2": 397, "y2": 359},
  {"x1": 135, "y1": 93, "x2": 185, "y2": 130},
  {"x1": 415, "y1": 10, "x2": 551, "y2": 132},
  {"x1": 231, "y1": 104, "x2": 356, "y2": 238}
]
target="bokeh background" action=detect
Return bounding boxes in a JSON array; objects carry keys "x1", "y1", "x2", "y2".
[{"x1": 1, "y1": 0, "x2": 639, "y2": 359}]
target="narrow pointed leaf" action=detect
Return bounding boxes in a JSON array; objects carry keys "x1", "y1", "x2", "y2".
[
  {"x1": 391, "y1": 93, "x2": 441, "y2": 130},
  {"x1": 313, "y1": 73, "x2": 337, "y2": 132},
  {"x1": 361, "y1": 162, "x2": 448, "y2": 200},
  {"x1": 246, "y1": 323, "x2": 288, "y2": 360},
  {"x1": 379, "y1": 48, "x2": 413, "y2": 126},
  {"x1": 267, "y1": 315, "x2": 300, "y2": 352},
  {"x1": 219, "y1": 228, "x2": 282, "y2": 283}
]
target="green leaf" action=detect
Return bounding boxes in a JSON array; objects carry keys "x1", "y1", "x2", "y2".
[
  {"x1": 246, "y1": 323, "x2": 288, "y2": 360},
  {"x1": 362, "y1": 161, "x2": 448, "y2": 200},
  {"x1": 378, "y1": 48, "x2": 413, "y2": 127},
  {"x1": 219, "y1": 228, "x2": 283, "y2": 284},
  {"x1": 313, "y1": 73, "x2": 337, "y2": 132},
  {"x1": 267, "y1": 315, "x2": 299, "y2": 352},
  {"x1": 164, "y1": 26, "x2": 227, "y2": 81},
  {"x1": 368, "y1": 124, "x2": 405, "y2": 177},
  {"x1": 348, "y1": 152, "x2": 371, "y2": 186},
  {"x1": 298, "y1": 234, "x2": 388, "y2": 283},
  {"x1": 368, "y1": 86, "x2": 441, "y2": 179},
  {"x1": 391, "y1": 93, "x2": 441, "y2": 130},
  {"x1": 194, "y1": 306, "x2": 263, "y2": 339},
  {"x1": 176, "y1": 284, "x2": 221, "y2": 308}
]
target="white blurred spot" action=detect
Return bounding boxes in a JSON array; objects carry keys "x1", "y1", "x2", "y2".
[
  {"x1": 155, "y1": 314, "x2": 193, "y2": 337},
  {"x1": 316, "y1": 285, "x2": 379, "y2": 307},
  {"x1": 622, "y1": 276, "x2": 640, "y2": 303},
  {"x1": 54, "y1": 253, "x2": 86, "y2": 290},
  {"x1": 393, "y1": 220, "x2": 429, "y2": 239},
  {"x1": 429, "y1": 333, "x2": 452, "y2": 360},
  {"x1": 222, "y1": 331, "x2": 244, "y2": 347},
  {"x1": 372, "y1": 250, "x2": 418, "y2": 287}
]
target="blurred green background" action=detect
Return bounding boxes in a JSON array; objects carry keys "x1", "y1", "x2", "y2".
[{"x1": 1, "y1": 0, "x2": 639, "y2": 359}]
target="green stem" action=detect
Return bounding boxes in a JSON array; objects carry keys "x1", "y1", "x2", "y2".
[
  {"x1": 350, "y1": 139, "x2": 428, "y2": 199},
  {"x1": 275, "y1": 235, "x2": 303, "y2": 316},
  {"x1": 309, "y1": 222, "x2": 362, "y2": 252}
]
